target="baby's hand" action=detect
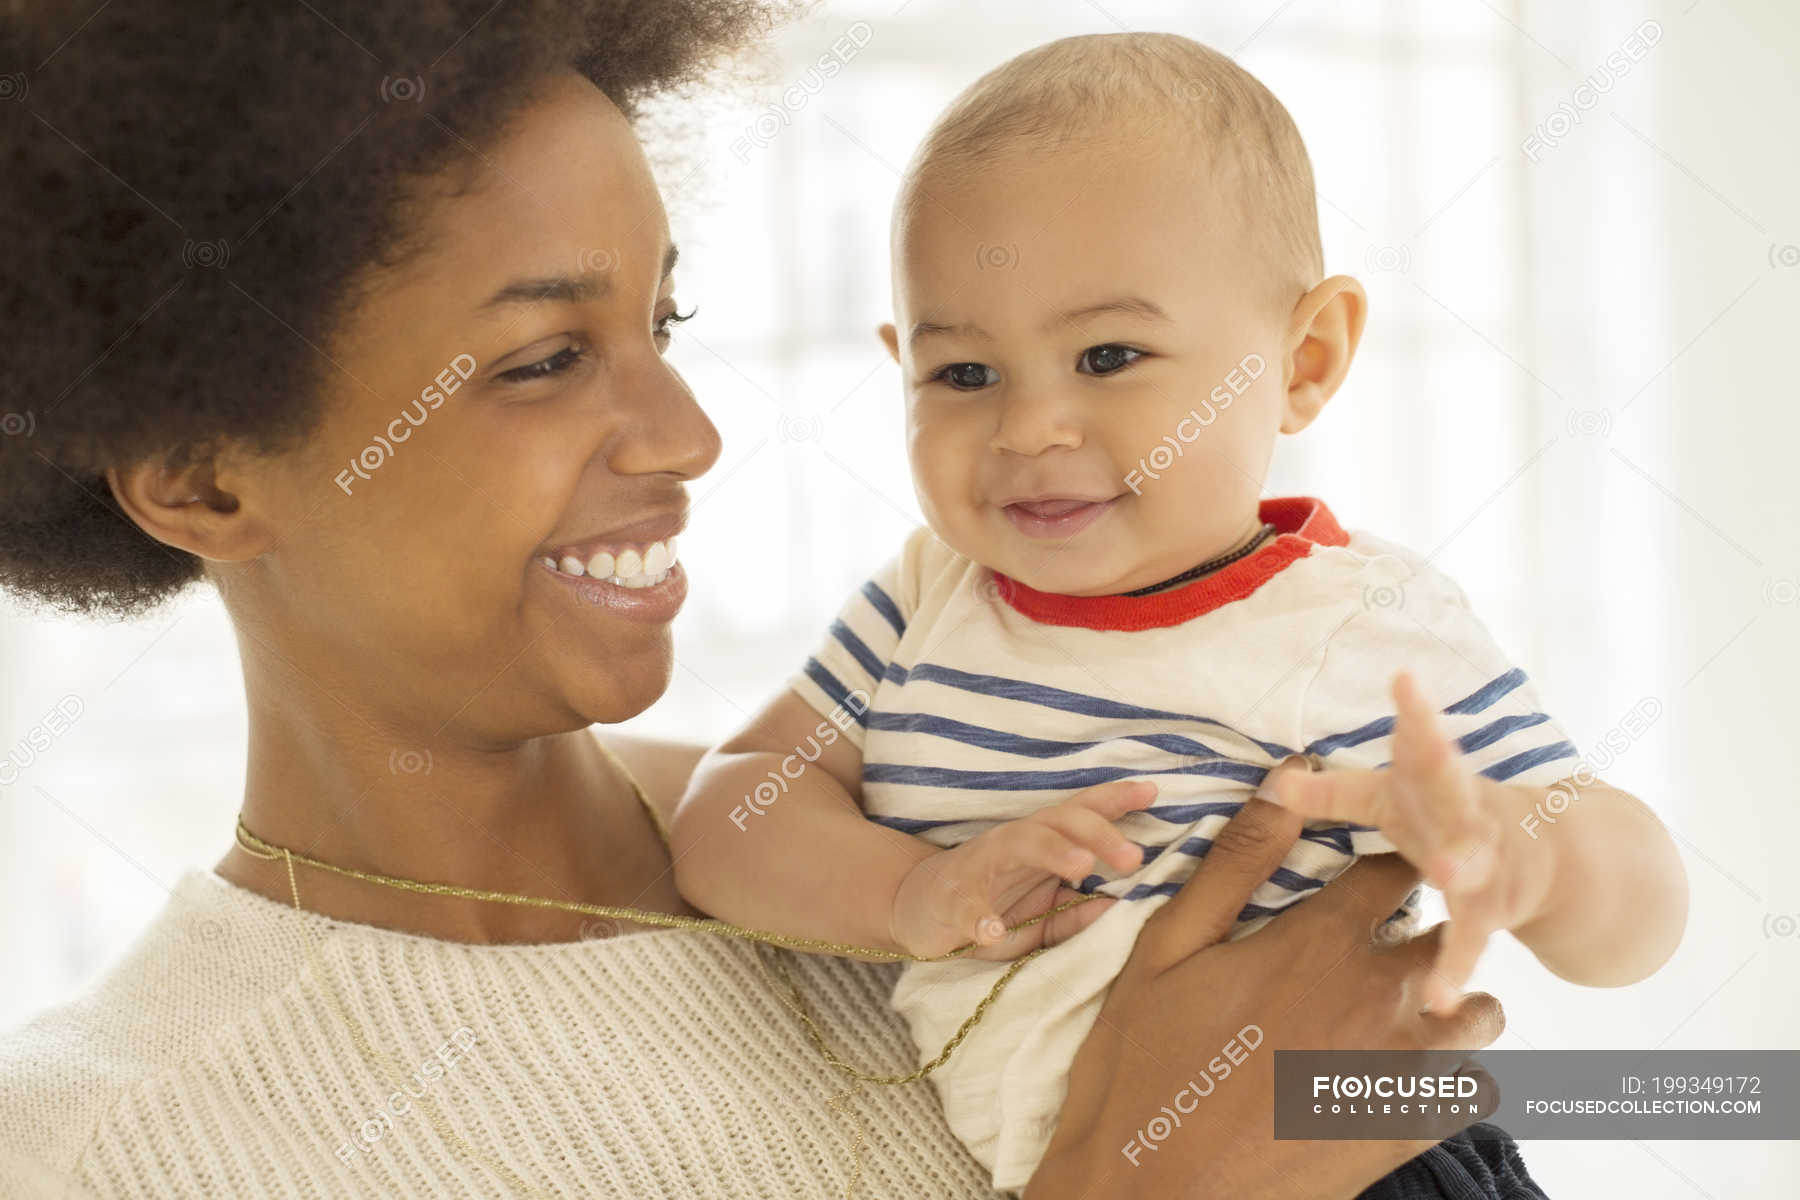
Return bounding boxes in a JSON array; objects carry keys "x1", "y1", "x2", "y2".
[
  {"x1": 1270, "y1": 671, "x2": 1560, "y2": 1013},
  {"x1": 890, "y1": 779, "x2": 1158, "y2": 961}
]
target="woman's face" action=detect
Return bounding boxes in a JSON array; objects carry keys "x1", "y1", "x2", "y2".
[{"x1": 239, "y1": 71, "x2": 718, "y2": 741}]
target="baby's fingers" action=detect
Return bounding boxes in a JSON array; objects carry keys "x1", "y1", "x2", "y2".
[
  {"x1": 1035, "y1": 800, "x2": 1148, "y2": 875},
  {"x1": 1063, "y1": 778, "x2": 1159, "y2": 819}
]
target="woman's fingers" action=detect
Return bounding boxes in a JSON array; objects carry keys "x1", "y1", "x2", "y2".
[
  {"x1": 1138, "y1": 796, "x2": 1303, "y2": 973},
  {"x1": 1292, "y1": 851, "x2": 1426, "y2": 947},
  {"x1": 1426, "y1": 913, "x2": 1499, "y2": 1013},
  {"x1": 1415, "y1": 989, "x2": 1506, "y2": 1050},
  {"x1": 1273, "y1": 765, "x2": 1388, "y2": 825}
]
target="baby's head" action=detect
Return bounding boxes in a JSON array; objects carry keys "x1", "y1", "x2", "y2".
[{"x1": 880, "y1": 33, "x2": 1366, "y2": 596}]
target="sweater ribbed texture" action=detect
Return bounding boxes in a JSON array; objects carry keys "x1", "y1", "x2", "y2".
[{"x1": 0, "y1": 872, "x2": 1006, "y2": 1198}]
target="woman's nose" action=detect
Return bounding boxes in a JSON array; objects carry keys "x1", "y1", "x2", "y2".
[
  {"x1": 609, "y1": 357, "x2": 722, "y2": 481},
  {"x1": 988, "y1": 385, "x2": 1084, "y2": 457}
]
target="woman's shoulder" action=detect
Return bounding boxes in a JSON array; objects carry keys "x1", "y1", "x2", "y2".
[
  {"x1": 0, "y1": 873, "x2": 1005, "y2": 1198},
  {"x1": 0, "y1": 872, "x2": 306, "y2": 1192}
]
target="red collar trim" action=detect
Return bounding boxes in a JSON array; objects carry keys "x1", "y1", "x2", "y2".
[{"x1": 993, "y1": 496, "x2": 1350, "y2": 632}]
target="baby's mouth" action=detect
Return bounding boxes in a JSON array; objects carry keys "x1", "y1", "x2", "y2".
[{"x1": 1000, "y1": 496, "x2": 1118, "y2": 539}]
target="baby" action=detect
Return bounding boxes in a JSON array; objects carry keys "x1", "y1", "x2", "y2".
[{"x1": 673, "y1": 32, "x2": 1685, "y2": 1194}]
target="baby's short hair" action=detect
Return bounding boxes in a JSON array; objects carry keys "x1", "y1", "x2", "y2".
[{"x1": 897, "y1": 32, "x2": 1324, "y2": 312}]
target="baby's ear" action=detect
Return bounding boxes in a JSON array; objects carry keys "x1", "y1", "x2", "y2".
[
  {"x1": 1280, "y1": 275, "x2": 1367, "y2": 434},
  {"x1": 877, "y1": 322, "x2": 900, "y2": 362}
]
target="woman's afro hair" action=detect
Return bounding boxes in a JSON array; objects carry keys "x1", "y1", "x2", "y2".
[{"x1": 0, "y1": 0, "x2": 791, "y2": 618}]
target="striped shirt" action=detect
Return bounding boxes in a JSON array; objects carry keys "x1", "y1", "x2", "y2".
[{"x1": 788, "y1": 496, "x2": 1580, "y2": 1189}]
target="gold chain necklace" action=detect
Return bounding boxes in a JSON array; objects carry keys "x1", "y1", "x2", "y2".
[{"x1": 233, "y1": 803, "x2": 1096, "y2": 1197}]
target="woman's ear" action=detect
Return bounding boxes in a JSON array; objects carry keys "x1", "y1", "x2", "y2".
[
  {"x1": 1280, "y1": 275, "x2": 1367, "y2": 434},
  {"x1": 878, "y1": 322, "x2": 900, "y2": 362},
  {"x1": 105, "y1": 449, "x2": 275, "y2": 563}
]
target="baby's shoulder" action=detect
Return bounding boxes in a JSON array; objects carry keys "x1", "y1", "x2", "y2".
[{"x1": 1300, "y1": 528, "x2": 1472, "y2": 607}]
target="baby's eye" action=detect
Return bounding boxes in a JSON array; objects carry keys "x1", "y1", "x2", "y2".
[
  {"x1": 1077, "y1": 344, "x2": 1144, "y2": 375},
  {"x1": 934, "y1": 362, "x2": 1000, "y2": 390}
]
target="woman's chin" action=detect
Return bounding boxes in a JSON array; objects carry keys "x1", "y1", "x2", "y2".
[{"x1": 563, "y1": 637, "x2": 674, "y2": 726}]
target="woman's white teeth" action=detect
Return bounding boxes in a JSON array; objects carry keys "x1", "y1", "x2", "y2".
[{"x1": 549, "y1": 538, "x2": 678, "y2": 587}]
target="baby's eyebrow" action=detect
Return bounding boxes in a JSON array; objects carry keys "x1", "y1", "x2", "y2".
[
  {"x1": 1051, "y1": 296, "x2": 1171, "y2": 329},
  {"x1": 909, "y1": 295, "x2": 1170, "y2": 346},
  {"x1": 909, "y1": 317, "x2": 986, "y2": 345}
]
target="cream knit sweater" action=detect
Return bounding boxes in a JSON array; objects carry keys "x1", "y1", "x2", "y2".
[{"x1": 0, "y1": 871, "x2": 1008, "y2": 1198}]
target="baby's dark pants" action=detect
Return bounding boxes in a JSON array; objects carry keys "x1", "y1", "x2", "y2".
[{"x1": 1355, "y1": 1123, "x2": 1548, "y2": 1199}]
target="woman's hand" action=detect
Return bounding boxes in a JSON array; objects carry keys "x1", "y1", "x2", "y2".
[
  {"x1": 1027, "y1": 796, "x2": 1505, "y2": 1200},
  {"x1": 890, "y1": 780, "x2": 1157, "y2": 960}
]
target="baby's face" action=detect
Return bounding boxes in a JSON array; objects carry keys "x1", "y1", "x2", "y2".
[{"x1": 887, "y1": 133, "x2": 1299, "y2": 596}]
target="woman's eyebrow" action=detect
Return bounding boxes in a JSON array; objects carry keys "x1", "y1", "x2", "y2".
[{"x1": 477, "y1": 242, "x2": 680, "y2": 311}]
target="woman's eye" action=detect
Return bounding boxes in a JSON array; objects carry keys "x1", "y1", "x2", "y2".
[
  {"x1": 934, "y1": 362, "x2": 999, "y2": 390},
  {"x1": 654, "y1": 304, "x2": 696, "y2": 348},
  {"x1": 497, "y1": 345, "x2": 585, "y2": 384},
  {"x1": 1077, "y1": 344, "x2": 1143, "y2": 375}
]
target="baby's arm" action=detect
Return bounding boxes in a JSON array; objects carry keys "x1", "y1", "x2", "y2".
[
  {"x1": 671, "y1": 688, "x2": 929, "y2": 954},
  {"x1": 672, "y1": 688, "x2": 1155, "y2": 959},
  {"x1": 1273, "y1": 671, "x2": 1687, "y2": 1007}
]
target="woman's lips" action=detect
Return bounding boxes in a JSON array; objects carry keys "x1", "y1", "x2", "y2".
[
  {"x1": 1001, "y1": 496, "x2": 1117, "y2": 539},
  {"x1": 541, "y1": 558, "x2": 689, "y2": 624}
]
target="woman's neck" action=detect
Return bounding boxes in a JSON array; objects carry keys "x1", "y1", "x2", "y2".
[{"x1": 216, "y1": 704, "x2": 693, "y2": 944}]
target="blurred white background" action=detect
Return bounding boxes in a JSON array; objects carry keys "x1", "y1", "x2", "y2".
[{"x1": 3, "y1": 0, "x2": 1796, "y2": 1194}]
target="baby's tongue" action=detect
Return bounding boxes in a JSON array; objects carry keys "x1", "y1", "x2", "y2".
[{"x1": 1012, "y1": 498, "x2": 1093, "y2": 519}]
